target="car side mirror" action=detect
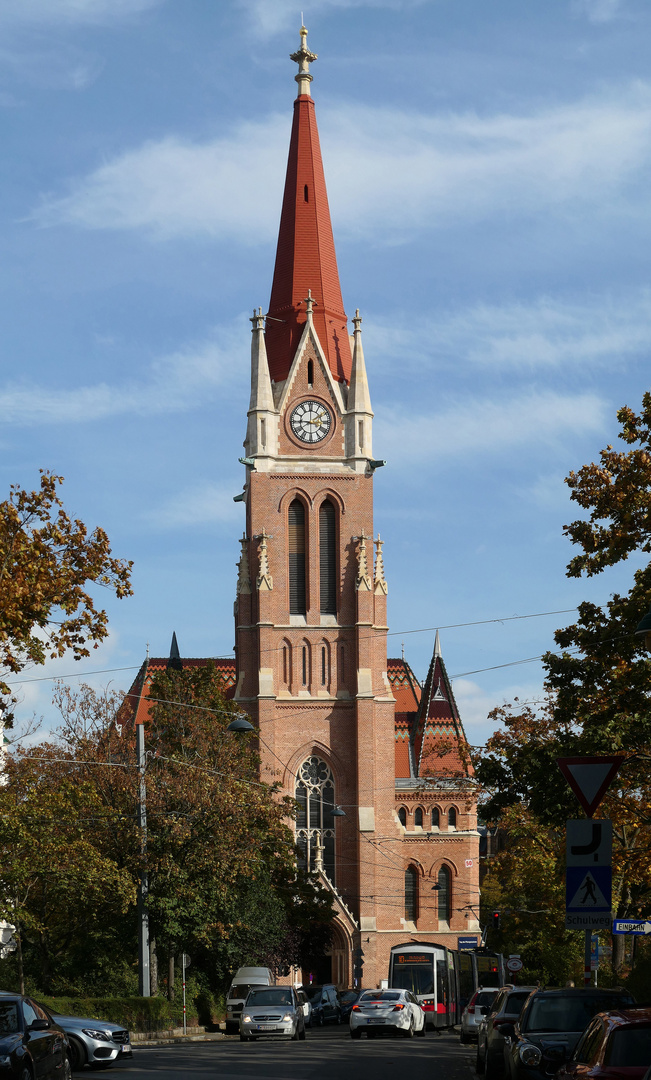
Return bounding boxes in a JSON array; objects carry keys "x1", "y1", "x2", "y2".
[
  {"x1": 500, "y1": 1022, "x2": 515, "y2": 1040},
  {"x1": 29, "y1": 1019, "x2": 50, "y2": 1031}
]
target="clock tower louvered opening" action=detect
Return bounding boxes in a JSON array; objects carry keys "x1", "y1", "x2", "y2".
[
  {"x1": 319, "y1": 500, "x2": 337, "y2": 615},
  {"x1": 288, "y1": 499, "x2": 306, "y2": 615}
]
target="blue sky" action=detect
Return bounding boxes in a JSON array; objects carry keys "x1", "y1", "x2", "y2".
[{"x1": 3, "y1": 0, "x2": 650, "y2": 747}]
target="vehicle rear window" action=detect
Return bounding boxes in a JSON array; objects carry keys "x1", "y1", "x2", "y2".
[
  {"x1": 505, "y1": 992, "x2": 531, "y2": 1014},
  {"x1": 0, "y1": 1003, "x2": 19, "y2": 1035},
  {"x1": 525, "y1": 996, "x2": 633, "y2": 1034},
  {"x1": 476, "y1": 991, "x2": 498, "y2": 1008},
  {"x1": 605, "y1": 1026, "x2": 651, "y2": 1067},
  {"x1": 361, "y1": 992, "x2": 401, "y2": 1002},
  {"x1": 246, "y1": 989, "x2": 293, "y2": 1006}
]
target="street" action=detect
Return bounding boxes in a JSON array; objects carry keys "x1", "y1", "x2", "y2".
[{"x1": 104, "y1": 1026, "x2": 476, "y2": 1079}]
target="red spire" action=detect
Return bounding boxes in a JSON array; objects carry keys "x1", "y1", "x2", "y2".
[{"x1": 265, "y1": 28, "x2": 352, "y2": 385}]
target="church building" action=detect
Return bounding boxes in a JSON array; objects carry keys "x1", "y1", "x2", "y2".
[{"x1": 127, "y1": 27, "x2": 480, "y2": 990}]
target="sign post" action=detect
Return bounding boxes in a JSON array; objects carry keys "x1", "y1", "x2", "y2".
[
  {"x1": 182, "y1": 953, "x2": 191, "y2": 1035},
  {"x1": 559, "y1": 757, "x2": 622, "y2": 988}
]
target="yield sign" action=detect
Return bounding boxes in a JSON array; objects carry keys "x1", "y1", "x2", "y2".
[{"x1": 557, "y1": 756, "x2": 624, "y2": 817}]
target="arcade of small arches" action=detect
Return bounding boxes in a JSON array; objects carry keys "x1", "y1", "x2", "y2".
[{"x1": 397, "y1": 804, "x2": 459, "y2": 830}]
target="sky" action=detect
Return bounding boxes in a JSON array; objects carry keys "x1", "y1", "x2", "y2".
[{"x1": 2, "y1": 0, "x2": 650, "y2": 749}]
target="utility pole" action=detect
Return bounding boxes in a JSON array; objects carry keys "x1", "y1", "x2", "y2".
[{"x1": 137, "y1": 722, "x2": 150, "y2": 997}]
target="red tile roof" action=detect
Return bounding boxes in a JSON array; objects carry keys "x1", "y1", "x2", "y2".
[{"x1": 119, "y1": 656, "x2": 236, "y2": 728}]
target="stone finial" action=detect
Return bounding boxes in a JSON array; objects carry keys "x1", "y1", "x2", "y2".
[
  {"x1": 304, "y1": 289, "x2": 316, "y2": 319},
  {"x1": 374, "y1": 534, "x2": 388, "y2": 595},
  {"x1": 356, "y1": 533, "x2": 372, "y2": 592},
  {"x1": 257, "y1": 528, "x2": 273, "y2": 592},
  {"x1": 290, "y1": 24, "x2": 317, "y2": 97},
  {"x1": 237, "y1": 535, "x2": 252, "y2": 595},
  {"x1": 314, "y1": 831, "x2": 324, "y2": 872},
  {"x1": 352, "y1": 308, "x2": 362, "y2": 333},
  {"x1": 250, "y1": 307, "x2": 265, "y2": 331}
]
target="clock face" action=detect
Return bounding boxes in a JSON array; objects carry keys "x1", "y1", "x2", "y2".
[{"x1": 290, "y1": 400, "x2": 332, "y2": 443}]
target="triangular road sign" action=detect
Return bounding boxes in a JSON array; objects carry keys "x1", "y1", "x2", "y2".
[{"x1": 557, "y1": 756, "x2": 624, "y2": 817}]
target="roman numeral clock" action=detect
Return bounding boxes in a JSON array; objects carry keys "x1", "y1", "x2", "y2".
[{"x1": 290, "y1": 400, "x2": 332, "y2": 443}]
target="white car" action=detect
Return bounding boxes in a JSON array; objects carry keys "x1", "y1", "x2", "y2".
[
  {"x1": 349, "y1": 989, "x2": 426, "y2": 1039},
  {"x1": 295, "y1": 988, "x2": 312, "y2": 1028}
]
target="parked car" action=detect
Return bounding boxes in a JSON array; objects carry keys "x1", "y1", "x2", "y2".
[
  {"x1": 239, "y1": 986, "x2": 305, "y2": 1042},
  {"x1": 460, "y1": 987, "x2": 499, "y2": 1044},
  {"x1": 338, "y1": 989, "x2": 369, "y2": 1023},
  {"x1": 0, "y1": 991, "x2": 71, "y2": 1079},
  {"x1": 349, "y1": 988, "x2": 426, "y2": 1039},
  {"x1": 225, "y1": 966, "x2": 274, "y2": 1034},
  {"x1": 39, "y1": 1002, "x2": 132, "y2": 1070},
  {"x1": 307, "y1": 984, "x2": 341, "y2": 1025},
  {"x1": 502, "y1": 987, "x2": 637, "y2": 1080},
  {"x1": 476, "y1": 985, "x2": 537, "y2": 1078},
  {"x1": 556, "y1": 1006, "x2": 651, "y2": 1079},
  {"x1": 295, "y1": 988, "x2": 312, "y2": 1028}
]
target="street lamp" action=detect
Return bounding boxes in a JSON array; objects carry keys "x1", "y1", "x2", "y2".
[
  {"x1": 635, "y1": 606, "x2": 651, "y2": 652},
  {"x1": 227, "y1": 714, "x2": 255, "y2": 732}
]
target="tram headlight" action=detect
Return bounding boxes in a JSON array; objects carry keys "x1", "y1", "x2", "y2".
[{"x1": 519, "y1": 1043, "x2": 542, "y2": 1067}]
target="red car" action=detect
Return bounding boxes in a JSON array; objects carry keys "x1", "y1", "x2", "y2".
[{"x1": 556, "y1": 1007, "x2": 651, "y2": 1079}]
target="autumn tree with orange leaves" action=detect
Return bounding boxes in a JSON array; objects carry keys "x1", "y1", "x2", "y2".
[{"x1": 0, "y1": 471, "x2": 132, "y2": 721}]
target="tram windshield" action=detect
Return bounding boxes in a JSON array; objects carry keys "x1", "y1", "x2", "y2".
[{"x1": 390, "y1": 953, "x2": 435, "y2": 996}]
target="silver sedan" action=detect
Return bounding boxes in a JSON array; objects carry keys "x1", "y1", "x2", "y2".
[
  {"x1": 349, "y1": 989, "x2": 426, "y2": 1039},
  {"x1": 239, "y1": 986, "x2": 306, "y2": 1042}
]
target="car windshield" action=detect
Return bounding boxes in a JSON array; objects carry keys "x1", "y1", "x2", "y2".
[
  {"x1": 246, "y1": 989, "x2": 293, "y2": 1007},
  {"x1": 525, "y1": 996, "x2": 631, "y2": 1034},
  {"x1": 605, "y1": 1026, "x2": 651, "y2": 1067},
  {"x1": 0, "y1": 1003, "x2": 19, "y2": 1035},
  {"x1": 360, "y1": 993, "x2": 401, "y2": 1003}
]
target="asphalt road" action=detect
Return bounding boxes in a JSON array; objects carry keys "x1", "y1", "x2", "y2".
[{"x1": 102, "y1": 1026, "x2": 477, "y2": 1079}]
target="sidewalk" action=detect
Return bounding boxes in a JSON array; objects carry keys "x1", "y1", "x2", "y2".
[{"x1": 132, "y1": 1024, "x2": 227, "y2": 1047}]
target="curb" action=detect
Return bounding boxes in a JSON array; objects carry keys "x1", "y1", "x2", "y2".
[{"x1": 133, "y1": 1032, "x2": 225, "y2": 1048}]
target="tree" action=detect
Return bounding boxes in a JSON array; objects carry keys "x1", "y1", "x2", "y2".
[{"x1": 0, "y1": 471, "x2": 132, "y2": 720}]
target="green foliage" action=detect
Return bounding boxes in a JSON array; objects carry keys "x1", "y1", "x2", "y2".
[{"x1": 35, "y1": 995, "x2": 196, "y2": 1033}]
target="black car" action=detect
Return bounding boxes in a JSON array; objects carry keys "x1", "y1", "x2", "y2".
[
  {"x1": 307, "y1": 985, "x2": 341, "y2": 1025},
  {"x1": 338, "y1": 989, "x2": 369, "y2": 1022},
  {"x1": 503, "y1": 987, "x2": 636, "y2": 1080},
  {"x1": 476, "y1": 985, "x2": 537, "y2": 1078},
  {"x1": 0, "y1": 992, "x2": 71, "y2": 1079}
]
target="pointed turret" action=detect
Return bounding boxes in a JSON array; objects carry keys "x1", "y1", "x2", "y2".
[
  {"x1": 413, "y1": 634, "x2": 471, "y2": 778},
  {"x1": 264, "y1": 26, "x2": 352, "y2": 385},
  {"x1": 246, "y1": 308, "x2": 278, "y2": 464},
  {"x1": 346, "y1": 309, "x2": 374, "y2": 464},
  {"x1": 167, "y1": 632, "x2": 182, "y2": 672}
]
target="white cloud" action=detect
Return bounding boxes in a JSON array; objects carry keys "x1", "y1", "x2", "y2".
[
  {"x1": 145, "y1": 482, "x2": 244, "y2": 529},
  {"x1": 365, "y1": 290, "x2": 651, "y2": 373},
  {"x1": 32, "y1": 83, "x2": 651, "y2": 242},
  {"x1": 0, "y1": 331, "x2": 244, "y2": 426},
  {"x1": 239, "y1": 0, "x2": 423, "y2": 38},
  {"x1": 0, "y1": 0, "x2": 162, "y2": 25},
  {"x1": 571, "y1": 0, "x2": 625, "y2": 23},
  {"x1": 375, "y1": 390, "x2": 607, "y2": 468}
]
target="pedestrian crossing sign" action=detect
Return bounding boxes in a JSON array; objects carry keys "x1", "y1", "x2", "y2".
[{"x1": 566, "y1": 865, "x2": 611, "y2": 913}]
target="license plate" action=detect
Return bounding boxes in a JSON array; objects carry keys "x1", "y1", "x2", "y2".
[
  {"x1": 256, "y1": 1024, "x2": 275, "y2": 1030},
  {"x1": 367, "y1": 1018, "x2": 385, "y2": 1024},
  {"x1": 121, "y1": 1044, "x2": 131, "y2": 1053}
]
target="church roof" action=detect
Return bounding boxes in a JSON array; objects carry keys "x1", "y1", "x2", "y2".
[
  {"x1": 119, "y1": 649, "x2": 236, "y2": 728},
  {"x1": 414, "y1": 632, "x2": 473, "y2": 778},
  {"x1": 264, "y1": 27, "x2": 352, "y2": 385}
]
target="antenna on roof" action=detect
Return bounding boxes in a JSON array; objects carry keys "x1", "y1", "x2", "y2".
[
  {"x1": 146, "y1": 641, "x2": 150, "y2": 660},
  {"x1": 401, "y1": 641, "x2": 405, "y2": 661}
]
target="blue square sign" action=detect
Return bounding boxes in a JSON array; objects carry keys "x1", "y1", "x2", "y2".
[{"x1": 566, "y1": 865, "x2": 611, "y2": 913}]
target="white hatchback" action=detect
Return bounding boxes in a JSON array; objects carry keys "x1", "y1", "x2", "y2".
[{"x1": 349, "y1": 989, "x2": 426, "y2": 1039}]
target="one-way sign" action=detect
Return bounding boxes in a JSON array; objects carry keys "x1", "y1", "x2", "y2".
[{"x1": 612, "y1": 919, "x2": 651, "y2": 936}]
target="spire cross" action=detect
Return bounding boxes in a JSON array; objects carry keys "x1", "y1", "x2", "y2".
[{"x1": 290, "y1": 24, "x2": 317, "y2": 97}]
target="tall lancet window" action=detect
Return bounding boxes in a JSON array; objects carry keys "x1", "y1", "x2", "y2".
[
  {"x1": 295, "y1": 756, "x2": 336, "y2": 882},
  {"x1": 319, "y1": 500, "x2": 337, "y2": 615},
  {"x1": 288, "y1": 499, "x2": 306, "y2": 615},
  {"x1": 438, "y1": 865, "x2": 451, "y2": 925}
]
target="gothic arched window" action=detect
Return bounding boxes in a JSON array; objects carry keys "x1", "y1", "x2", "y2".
[
  {"x1": 448, "y1": 807, "x2": 457, "y2": 829},
  {"x1": 319, "y1": 500, "x2": 337, "y2": 615},
  {"x1": 288, "y1": 499, "x2": 306, "y2": 615},
  {"x1": 405, "y1": 866, "x2": 418, "y2": 923},
  {"x1": 414, "y1": 807, "x2": 423, "y2": 828},
  {"x1": 295, "y1": 756, "x2": 336, "y2": 882},
  {"x1": 398, "y1": 806, "x2": 407, "y2": 827},
  {"x1": 438, "y1": 865, "x2": 451, "y2": 924},
  {"x1": 431, "y1": 807, "x2": 440, "y2": 829}
]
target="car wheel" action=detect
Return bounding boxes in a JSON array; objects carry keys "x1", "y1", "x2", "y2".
[
  {"x1": 299, "y1": 1027, "x2": 306, "y2": 1041},
  {"x1": 350, "y1": 1029, "x2": 361, "y2": 1040},
  {"x1": 240, "y1": 1033, "x2": 249, "y2": 1042},
  {"x1": 68, "y1": 1038, "x2": 86, "y2": 1071},
  {"x1": 20, "y1": 1067, "x2": 33, "y2": 1080},
  {"x1": 403, "y1": 1018, "x2": 415, "y2": 1039},
  {"x1": 317, "y1": 1012, "x2": 323, "y2": 1026},
  {"x1": 63, "y1": 1059, "x2": 73, "y2": 1080},
  {"x1": 484, "y1": 1052, "x2": 500, "y2": 1079},
  {"x1": 292, "y1": 1025, "x2": 300, "y2": 1041},
  {"x1": 476, "y1": 1046, "x2": 485, "y2": 1075},
  {"x1": 416, "y1": 1019, "x2": 426, "y2": 1037}
]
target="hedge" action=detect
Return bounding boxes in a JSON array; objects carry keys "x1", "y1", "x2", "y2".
[{"x1": 36, "y1": 995, "x2": 199, "y2": 1033}]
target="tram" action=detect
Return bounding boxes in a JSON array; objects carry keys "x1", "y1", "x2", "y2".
[{"x1": 388, "y1": 943, "x2": 505, "y2": 1029}]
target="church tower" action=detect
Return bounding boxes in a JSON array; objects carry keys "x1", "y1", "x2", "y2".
[
  {"x1": 233, "y1": 27, "x2": 480, "y2": 987},
  {"x1": 233, "y1": 25, "x2": 402, "y2": 985}
]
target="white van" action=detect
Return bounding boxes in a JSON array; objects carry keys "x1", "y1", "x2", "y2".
[{"x1": 225, "y1": 967, "x2": 274, "y2": 1034}]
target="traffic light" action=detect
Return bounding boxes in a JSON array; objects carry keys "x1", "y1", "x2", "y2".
[{"x1": 492, "y1": 910, "x2": 501, "y2": 930}]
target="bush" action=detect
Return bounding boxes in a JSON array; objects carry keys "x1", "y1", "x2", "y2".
[{"x1": 35, "y1": 995, "x2": 198, "y2": 1033}]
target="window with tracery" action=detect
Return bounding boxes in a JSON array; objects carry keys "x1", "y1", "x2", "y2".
[{"x1": 295, "y1": 756, "x2": 336, "y2": 882}]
